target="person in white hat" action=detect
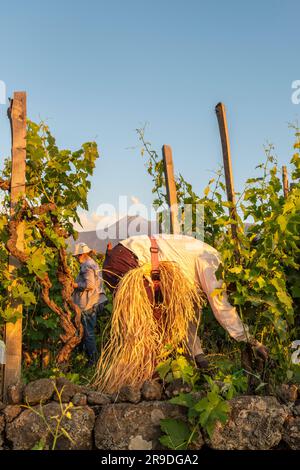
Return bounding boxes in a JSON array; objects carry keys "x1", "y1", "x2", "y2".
[{"x1": 72, "y1": 243, "x2": 107, "y2": 365}]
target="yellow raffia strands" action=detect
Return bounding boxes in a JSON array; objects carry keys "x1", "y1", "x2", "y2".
[{"x1": 93, "y1": 261, "x2": 205, "y2": 393}]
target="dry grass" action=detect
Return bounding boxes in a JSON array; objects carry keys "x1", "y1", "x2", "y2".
[{"x1": 93, "y1": 261, "x2": 205, "y2": 393}]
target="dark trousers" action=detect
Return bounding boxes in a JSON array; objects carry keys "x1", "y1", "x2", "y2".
[
  {"x1": 103, "y1": 243, "x2": 139, "y2": 291},
  {"x1": 81, "y1": 307, "x2": 98, "y2": 364},
  {"x1": 103, "y1": 243, "x2": 155, "y2": 301}
]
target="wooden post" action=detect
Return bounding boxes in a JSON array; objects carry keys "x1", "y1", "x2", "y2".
[
  {"x1": 3, "y1": 92, "x2": 26, "y2": 401},
  {"x1": 162, "y1": 145, "x2": 180, "y2": 234},
  {"x1": 215, "y1": 103, "x2": 239, "y2": 252},
  {"x1": 282, "y1": 166, "x2": 289, "y2": 198}
]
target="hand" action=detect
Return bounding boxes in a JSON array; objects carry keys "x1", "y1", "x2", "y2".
[
  {"x1": 73, "y1": 282, "x2": 78, "y2": 289},
  {"x1": 254, "y1": 343, "x2": 269, "y2": 361}
]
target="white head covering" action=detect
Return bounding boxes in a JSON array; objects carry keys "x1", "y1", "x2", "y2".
[{"x1": 73, "y1": 242, "x2": 92, "y2": 256}]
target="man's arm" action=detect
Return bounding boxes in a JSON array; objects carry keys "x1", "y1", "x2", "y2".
[
  {"x1": 196, "y1": 252, "x2": 268, "y2": 359},
  {"x1": 76, "y1": 265, "x2": 94, "y2": 292},
  {"x1": 196, "y1": 253, "x2": 249, "y2": 342}
]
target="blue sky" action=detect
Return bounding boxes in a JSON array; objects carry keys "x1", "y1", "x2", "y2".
[{"x1": 0, "y1": 0, "x2": 299, "y2": 228}]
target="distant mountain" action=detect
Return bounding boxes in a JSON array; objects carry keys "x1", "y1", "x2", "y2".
[
  {"x1": 68, "y1": 215, "x2": 158, "y2": 254},
  {"x1": 68, "y1": 216, "x2": 256, "y2": 254}
]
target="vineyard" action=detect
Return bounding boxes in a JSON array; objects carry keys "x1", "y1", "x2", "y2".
[
  {"x1": 0, "y1": 92, "x2": 299, "y2": 450},
  {"x1": 137, "y1": 122, "x2": 300, "y2": 388}
]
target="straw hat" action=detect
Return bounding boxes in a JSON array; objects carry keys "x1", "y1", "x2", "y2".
[{"x1": 73, "y1": 243, "x2": 92, "y2": 256}]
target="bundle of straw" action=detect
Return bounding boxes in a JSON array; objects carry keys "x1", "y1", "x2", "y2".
[{"x1": 93, "y1": 261, "x2": 205, "y2": 393}]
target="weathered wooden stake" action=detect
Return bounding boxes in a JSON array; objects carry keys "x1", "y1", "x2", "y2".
[
  {"x1": 282, "y1": 165, "x2": 289, "y2": 198},
  {"x1": 3, "y1": 92, "x2": 26, "y2": 401},
  {"x1": 162, "y1": 145, "x2": 180, "y2": 234},
  {"x1": 215, "y1": 103, "x2": 239, "y2": 256}
]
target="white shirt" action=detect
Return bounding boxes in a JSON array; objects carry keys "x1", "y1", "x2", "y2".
[{"x1": 120, "y1": 234, "x2": 249, "y2": 342}]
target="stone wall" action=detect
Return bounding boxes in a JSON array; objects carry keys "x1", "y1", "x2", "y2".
[{"x1": 0, "y1": 378, "x2": 299, "y2": 450}]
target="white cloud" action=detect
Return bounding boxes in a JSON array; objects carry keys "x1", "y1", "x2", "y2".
[
  {"x1": 75, "y1": 197, "x2": 149, "y2": 232},
  {"x1": 74, "y1": 211, "x2": 118, "y2": 232},
  {"x1": 130, "y1": 195, "x2": 140, "y2": 205}
]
